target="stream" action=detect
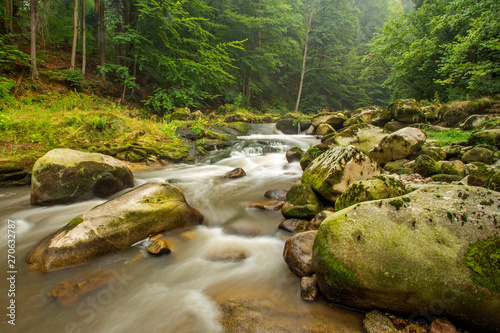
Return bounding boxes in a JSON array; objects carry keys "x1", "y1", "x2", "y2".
[{"x1": 1, "y1": 124, "x2": 363, "y2": 333}]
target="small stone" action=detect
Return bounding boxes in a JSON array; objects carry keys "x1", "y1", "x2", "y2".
[
  {"x1": 307, "y1": 211, "x2": 333, "y2": 231},
  {"x1": 300, "y1": 275, "x2": 319, "y2": 301},
  {"x1": 206, "y1": 248, "x2": 247, "y2": 262},
  {"x1": 264, "y1": 189, "x2": 287, "y2": 201},
  {"x1": 429, "y1": 318, "x2": 457, "y2": 333},
  {"x1": 403, "y1": 324, "x2": 427, "y2": 333},
  {"x1": 149, "y1": 233, "x2": 163, "y2": 241},
  {"x1": 363, "y1": 310, "x2": 398, "y2": 333},
  {"x1": 283, "y1": 230, "x2": 317, "y2": 277},
  {"x1": 224, "y1": 167, "x2": 246, "y2": 178},
  {"x1": 278, "y1": 219, "x2": 309, "y2": 233},
  {"x1": 248, "y1": 200, "x2": 285, "y2": 211},
  {"x1": 286, "y1": 147, "x2": 303, "y2": 163},
  {"x1": 147, "y1": 239, "x2": 171, "y2": 256}
]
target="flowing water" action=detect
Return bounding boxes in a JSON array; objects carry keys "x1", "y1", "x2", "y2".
[{"x1": 1, "y1": 124, "x2": 363, "y2": 333}]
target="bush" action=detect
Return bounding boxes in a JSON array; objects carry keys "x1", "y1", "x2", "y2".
[{"x1": 0, "y1": 77, "x2": 15, "y2": 101}]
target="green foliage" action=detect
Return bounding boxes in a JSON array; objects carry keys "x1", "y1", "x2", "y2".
[
  {"x1": 99, "y1": 64, "x2": 139, "y2": 91},
  {"x1": 0, "y1": 34, "x2": 32, "y2": 73},
  {"x1": 0, "y1": 77, "x2": 15, "y2": 101},
  {"x1": 62, "y1": 70, "x2": 85, "y2": 91}
]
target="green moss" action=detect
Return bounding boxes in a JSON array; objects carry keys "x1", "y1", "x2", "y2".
[
  {"x1": 60, "y1": 217, "x2": 84, "y2": 233},
  {"x1": 464, "y1": 237, "x2": 500, "y2": 293},
  {"x1": 389, "y1": 199, "x2": 405, "y2": 211}
]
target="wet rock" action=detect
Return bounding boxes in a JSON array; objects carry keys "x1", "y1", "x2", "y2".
[
  {"x1": 285, "y1": 147, "x2": 303, "y2": 163},
  {"x1": 279, "y1": 219, "x2": 309, "y2": 233},
  {"x1": 206, "y1": 248, "x2": 247, "y2": 262},
  {"x1": 27, "y1": 182, "x2": 203, "y2": 271},
  {"x1": 147, "y1": 239, "x2": 171, "y2": 256},
  {"x1": 281, "y1": 183, "x2": 323, "y2": 220},
  {"x1": 31, "y1": 148, "x2": 134, "y2": 206},
  {"x1": 0, "y1": 161, "x2": 30, "y2": 186},
  {"x1": 323, "y1": 124, "x2": 390, "y2": 154},
  {"x1": 283, "y1": 230, "x2": 317, "y2": 277},
  {"x1": 248, "y1": 200, "x2": 285, "y2": 211},
  {"x1": 461, "y1": 146, "x2": 494, "y2": 164},
  {"x1": 224, "y1": 167, "x2": 246, "y2": 178},
  {"x1": 413, "y1": 155, "x2": 441, "y2": 178},
  {"x1": 388, "y1": 99, "x2": 423, "y2": 124},
  {"x1": 429, "y1": 318, "x2": 457, "y2": 333},
  {"x1": 312, "y1": 112, "x2": 347, "y2": 130},
  {"x1": 301, "y1": 275, "x2": 319, "y2": 301},
  {"x1": 47, "y1": 270, "x2": 116, "y2": 306},
  {"x1": 334, "y1": 175, "x2": 407, "y2": 211},
  {"x1": 369, "y1": 127, "x2": 426, "y2": 165},
  {"x1": 299, "y1": 143, "x2": 331, "y2": 170},
  {"x1": 363, "y1": 311, "x2": 398, "y2": 333},
  {"x1": 175, "y1": 127, "x2": 199, "y2": 141},
  {"x1": 264, "y1": 189, "x2": 287, "y2": 201},
  {"x1": 149, "y1": 233, "x2": 163, "y2": 241},
  {"x1": 313, "y1": 185, "x2": 500, "y2": 332},
  {"x1": 223, "y1": 221, "x2": 264, "y2": 237},
  {"x1": 315, "y1": 123, "x2": 335, "y2": 136},
  {"x1": 307, "y1": 211, "x2": 333, "y2": 231},
  {"x1": 276, "y1": 118, "x2": 300, "y2": 134},
  {"x1": 467, "y1": 128, "x2": 500, "y2": 148},
  {"x1": 302, "y1": 145, "x2": 380, "y2": 203}
]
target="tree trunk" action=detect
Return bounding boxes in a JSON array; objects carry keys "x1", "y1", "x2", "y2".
[
  {"x1": 4, "y1": 0, "x2": 13, "y2": 33},
  {"x1": 114, "y1": 0, "x2": 121, "y2": 65},
  {"x1": 30, "y1": 0, "x2": 38, "y2": 80},
  {"x1": 99, "y1": 0, "x2": 105, "y2": 79},
  {"x1": 295, "y1": 8, "x2": 314, "y2": 113},
  {"x1": 70, "y1": 0, "x2": 78, "y2": 71},
  {"x1": 94, "y1": 0, "x2": 99, "y2": 56},
  {"x1": 81, "y1": 0, "x2": 86, "y2": 75}
]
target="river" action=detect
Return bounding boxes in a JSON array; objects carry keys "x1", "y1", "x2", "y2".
[{"x1": 0, "y1": 125, "x2": 363, "y2": 333}]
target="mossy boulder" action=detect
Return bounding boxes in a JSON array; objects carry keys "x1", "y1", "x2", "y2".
[
  {"x1": 440, "y1": 160, "x2": 466, "y2": 176},
  {"x1": 431, "y1": 174, "x2": 463, "y2": 182},
  {"x1": 170, "y1": 108, "x2": 191, "y2": 120},
  {"x1": 313, "y1": 185, "x2": 500, "y2": 333},
  {"x1": 302, "y1": 145, "x2": 380, "y2": 203},
  {"x1": 461, "y1": 147, "x2": 494, "y2": 164},
  {"x1": 285, "y1": 147, "x2": 303, "y2": 163},
  {"x1": 324, "y1": 124, "x2": 390, "y2": 154},
  {"x1": 334, "y1": 175, "x2": 407, "y2": 211},
  {"x1": 311, "y1": 112, "x2": 347, "y2": 130},
  {"x1": 315, "y1": 123, "x2": 335, "y2": 136},
  {"x1": 440, "y1": 100, "x2": 493, "y2": 127},
  {"x1": 384, "y1": 121, "x2": 407, "y2": 132},
  {"x1": 413, "y1": 146, "x2": 446, "y2": 161},
  {"x1": 369, "y1": 127, "x2": 426, "y2": 165},
  {"x1": 281, "y1": 183, "x2": 323, "y2": 220},
  {"x1": 27, "y1": 182, "x2": 204, "y2": 271},
  {"x1": 467, "y1": 163, "x2": 500, "y2": 191},
  {"x1": 345, "y1": 106, "x2": 391, "y2": 127},
  {"x1": 299, "y1": 144, "x2": 331, "y2": 170},
  {"x1": 383, "y1": 159, "x2": 410, "y2": 173},
  {"x1": 0, "y1": 161, "x2": 31, "y2": 187},
  {"x1": 31, "y1": 149, "x2": 134, "y2": 206},
  {"x1": 413, "y1": 155, "x2": 441, "y2": 178},
  {"x1": 276, "y1": 118, "x2": 300, "y2": 134},
  {"x1": 388, "y1": 99, "x2": 423, "y2": 124}
]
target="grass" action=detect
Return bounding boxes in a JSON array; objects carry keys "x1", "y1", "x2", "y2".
[{"x1": 423, "y1": 128, "x2": 473, "y2": 146}]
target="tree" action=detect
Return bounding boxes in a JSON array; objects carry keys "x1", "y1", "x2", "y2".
[
  {"x1": 4, "y1": 0, "x2": 13, "y2": 33},
  {"x1": 70, "y1": 0, "x2": 78, "y2": 71},
  {"x1": 30, "y1": 0, "x2": 39, "y2": 80},
  {"x1": 81, "y1": 0, "x2": 86, "y2": 75},
  {"x1": 99, "y1": 0, "x2": 105, "y2": 79},
  {"x1": 295, "y1": 0, "x2": 314, "y2": 112}
]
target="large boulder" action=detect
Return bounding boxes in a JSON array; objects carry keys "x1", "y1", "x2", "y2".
[
  {"x1": 302, "y1": 145, "x2": 380, "y2": 203},
  {"x1": 27, "y1": 182, "x2": 204, "y2": 271},
  {"x1": 31, "y1": 149, "x2": 134, "y2": 205},
  {"x1": 368, "y1": 127, "x2": 426, "y2": 165},
  {"x1": 323, "y1": 124, "x2": 390, "y2": 154},
  {"x1": 311, "y1": 112, "x2": 347, "y2": 130},
  {"x1": 313, "y1": 185, "x2": 500, "y2": 332},
  {"x1": 345, "y1": 106, "x2": 391, "y2": 128},
  {"x1": 276, "y1": 118, "x2": 300, "y2": 134},
  {"x1": 334, "y1": 175, "x2": 407, "y2": 211},
  {"x1": 388, "y1": 99, "x2": 423, "y2": 124},
  {"x1": 281, "y1": 183, "x2": 323, "y2": 220}
]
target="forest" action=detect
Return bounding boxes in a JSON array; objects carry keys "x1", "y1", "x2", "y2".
[{"x1": 0, "y1": 0, "x2": 499, "y2": 114}]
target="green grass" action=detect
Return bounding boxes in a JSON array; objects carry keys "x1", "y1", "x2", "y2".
[{"x1": 424, "y1": 128, "x2": 473, "y2": 146}]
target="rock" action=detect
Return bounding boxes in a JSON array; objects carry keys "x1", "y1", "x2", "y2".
[
  {"x1": 363, "y1": 311, "x2": 398, "y2": 333},
  {"x1": 223, "y1": 221, "x2": 264, "y2": 237},
  {"x1": 440, "y1": 99, "x2": 493, "y2": 127},
  {"x1": 383, "y1": 159, "x2": 411, "y2": 173},
  {"x1": 276, "y1": 118, "x2": 300, "y2": 134},
  {"x1": 460, "y1": 114, "x2": 500, "y2": 131},
  {"x1": 278, "y1": 219, "x2": 309, "y2": 233},
  {"x1": 422, "y1": 104, "x2": 440, "y2": 122},
  {"x1": 281, "y1": 183, "x2": 323, "y2": 220},
  {"x1": 315, "y1": 123, "x2": 335, "y2": 136},
  {"x1": 440, "y1": 160, "x2": 466, "y2": 176},
  {"x1": 191, "y1": 110, "x2": 204, "y2": 119},
  {"x1": 27, "y1": 182, "x2": 203, "y2": 271},
  {"x1": 301, "y1": 275, "x2": 319, "y2": 301},
  {"x1": 413, "y1": 155, "x2": 441, "y2": 178},
  {"x1": 430, "y1": 174, "x2": 463, "y2": 183},
  {"x1": 311, "y1": 112, "x2": 347, "y2": 130},
  {"x1": 468, "y1": 129, "x2": 500, "y2": 149},
  {"x1": 384, "y1": 121, "x2": 408, "y2": 132},
  {"x1": 149, "y1": 233, "x2": 163, "y2": 241},
  {"x1": 334, "y1": 175, "x2": 407, "y2": 211},
  {"x1": 388, "y1": 99, "x2": 423, "y2": 124},
  {"x1": 302, "y1": 145, "x2": 380, "y2": 203},
  {"x1": 206, "y1": 248, "x2": 247, "y2": 262},
  {"x1": 461, "y1": 146, "x2": 494, "y2": 164},
  {"x1": 283, "y1": 230, "x2": 317, "y2": 277},
  {"x1": 285, "y1": 147, "x2": 303, "y2": 163},
  {"x1": 443, "y1": 145, "x2": 463, "y2": 159},
  {"x1": 299, "y1": 143, "x2": 331, "y2": 170},
  {"x1": 47, "y1": 270, "x2": 117, "y2": 306},
  {"x1": 369, "y1": 127, "x2": 426, "y2": 165},
  {"x1": 345, "y1": 105, "x2": 391, "y2": 127},
  {"x1": 224, "y1": 167, "x2": 246, "y2": 178},
  {"x1": 307, "y1": 211, "x2": 333, "y2": 231},
  {"x1": 147, "y1": 239, "x2": 171, "y2": 256},
  {"x1": 324, "y1": 124, "x2": 390, "y2": 154},
  {"x1": 171, "y1": 108, "x2": 191, "y2": 120},
  {"x1": 0, "y1": 161, "x2": 30, "y2": 186},
  {"x1": 264, "y1": 189, "x2": 287, "y2": 201},
  {"x1": 30, "y1": 149, "x2": 134, "y2": 206},
  {"x1": 467, "y1": 163, "x2": 500, "y2": 191},
  {"x1": 313, "y1": 185, "x2": 500, "y2": 332},
  {"x1": 414, "y1": 146, "x2": 447, "y2": 161},
  {"x1": 175, "y1": 126, "x2": 199, "y2": 141},
  {"x1": 429, "y1": 318, "x2": 457, "y2": 333},
  {"x1": 248, "y1": 200, "x2": 285, "y2": 211}
]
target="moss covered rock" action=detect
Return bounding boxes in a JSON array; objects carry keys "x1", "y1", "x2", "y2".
[
  {"x1": 315, "y1": 123, "x2": 335, "y2": 136},
  {"x1": 440, "y1": 160, "x2": 466, "y2": 176},
  {"x1": 299, "y1": 144, "x2": 331, "y2": 170},
  {"x1": 388, "y1": 99, "x2": 423, "y2": 124},
  {"x1": 324, "y1": 124, "x2": 390, "y2": 154},
  {"x1": 311, "y1": 112, "x2": 347, "y2": 130},
  {"x1": 461, "y1": 147, "x2": 494, "y2": 164},
  {"x1": 369, "y1": 127, "x2": 426, "y2": 165},
  {"x1": 345, "y1": 106, "x2": 391, "y2": 127},
  {"x1": 276, "y1": 118, "x2": 300, "y2": 134},
  {"x1": 302, "y1": 145, "x2": 380, "y2": 203},
  {"x1": 413, "y1": 155, "x2": 441, "y2": 178},
  {"x1": 27, "y1": 182, "x2": 203, "y2": 271},
  {"x1": 31, "y1": 149, "x2": 134, "y2": 206},
  {"x1": 313, "y1": 185, "x2": 500, "y2": 333},
  {"x1": 334, "y1": 175, "x2": 407, "y2": 211},
  {"x1": 281, "y1": 183, "x2": 323, "y2": 220}
]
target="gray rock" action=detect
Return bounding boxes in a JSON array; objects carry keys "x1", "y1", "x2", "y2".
[
  {"x1": 324, "y1": 124, "x2": 390, "y2": 154},
  {"x1": 369, "y1": 127, "x2": 426, "y2": 165}
]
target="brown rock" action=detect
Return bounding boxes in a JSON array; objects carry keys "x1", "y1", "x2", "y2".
[
  {"x1": 248, "y1": 200, "x2": 285, "y2": 211},
  {"x1": 264, "y1": 189, "x2": 287, "y2": 201},
  {"x1": 300, "y1": 275, "x2": 319, "y2": 301},
  {"x1": 363, "y1": 311, "x2": 398, "y2": 333},
  {"x1": 283, "y1": 230, "x2": 317, "y2": 277},
  {"x1": 307, "y1": 211, "x2": 333, "y2": 231},
  {"x1": 224, "y1": 167, "x2": 246, "y2": 178},
  {"x1": 278, "y1": 219, "x2": 309, "y2": 233},
  {"x1": 147, "y1": 239, "x2": 171, "y2": 256},
  {"x1": 429, "y1": 318, "x2": 457, "y2": 333},
  {"x1": 149, "y1": 233, "x2": 163, "y2": 241},
  {"x1": 206, "y1": 248, "x2": 247, "y2": 262}
]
